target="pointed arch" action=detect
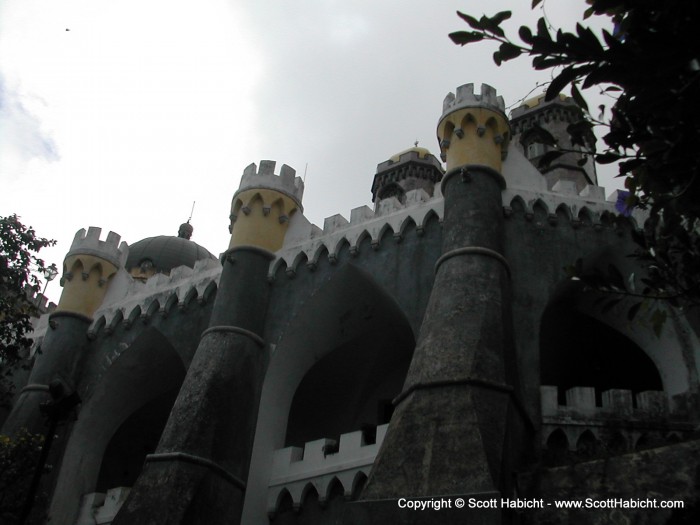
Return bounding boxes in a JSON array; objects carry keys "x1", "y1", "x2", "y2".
[
  {"x1": 199, "y1": 280, "x2": 217, "y2": 305},
  {"x1": 351, "y1": 471, "x2": 368, "y2": 500},
  {"x1": 546, "y1": 428, "x2": 570, "y2": 452},
  {"x1": 532, "y1": 198, "x2": 549, "y2": 218},
  {"x1": 576, "y1": 429, "x2": 600, "y2": 456},
  {"x1": 291, "y1": 251, "x2": 309, "y2": 275},
  {"x1": 578, "y1": 206, "x2": 594, "y2": 226},
  {"x1": 509, "y1": 195, "x2": 527, "y2": 215},
  {"x1": 378, "y1": 223, "x2": 395, "y2": 247},
  {"x1": 47, "y1": 328, "x2": 186, "y2": 525},
  {"x1": 555, "y1": 203, "x2": 573, "y2": 223},
  {"x1": 398, "y1": 216, "x2": 417, "y2": 239}
]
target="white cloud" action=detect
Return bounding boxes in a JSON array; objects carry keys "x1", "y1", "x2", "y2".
[{"x1": 0, "y1": 0, "x2": 621, "y2": 302}]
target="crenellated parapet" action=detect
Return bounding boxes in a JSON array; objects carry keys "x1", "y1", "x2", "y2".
[
  {"x1": 56, "y1": 227, "x2": 129, "y2": 318},
  {"x1": 267, "y1": 424, "x2": 388, "y2": 516},
  {"x1": 228, "y1": 161, "x2": 305, "y2": 252},
  {"x1": 540, "y1": 386, "x2": 694, "y2": 456},
  {"x1": 503, "y1": 186, "x2": 646, "y2": 230},
  {"x1": 270, "y1": 187, "x2": 443, "y2": 280},
  {"x1": 437, "y1": 83, "x2": 511, "y2": 173},
  {"x1": 86, "y1": 258, "x2": 221, "y2": 341},
  {"x1": 371, "y1": 147, "x2": 444, "y2": 206}
]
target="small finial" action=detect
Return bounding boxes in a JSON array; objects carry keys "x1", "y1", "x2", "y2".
[
  {"x1": 414, "y1": 140, "x2": 419, "y2": 147},
  {"x1": 178, "y1": 222, "x2": 193, "y2": 240}
]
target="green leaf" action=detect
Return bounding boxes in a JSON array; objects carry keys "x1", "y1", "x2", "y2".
[
  {"x1": 546, "y1": 65, "x2": 579, "y2": 100},
  {"x1": 538, "y1": 150, "x2": 565, "y2": 168},
  {"x1": 449, "y1": 31, "x2": 485, "y2": 46},
  {"x1": 596, "y1": 152, "x2": 622, "y2": 164},
  {"x1": 519, "y1": 25, "x2": 533, "y2": 44},
  {"x1": 498, "y1": 42, "x2": 522, "y2": 62},
  {"x1": 456, "y1": 11, "x2": 482, "y2": 30},
  {"x1": 571, "y1": 82, "x2": 589, "y2": 113},
  {"x1": 490, "y1": 11, "x2": 512, "y2": 26},
  {"x1": 480, "y1": 15, "x2": 505, "y2": 38}
]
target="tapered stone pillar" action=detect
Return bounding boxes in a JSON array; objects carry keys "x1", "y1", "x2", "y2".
[
  {"x1": 363, "y1": 84, "x2": 518, "y2": 512},
  {"x1": 112, "y1": 161, "x2": 303, "y2": 525}
]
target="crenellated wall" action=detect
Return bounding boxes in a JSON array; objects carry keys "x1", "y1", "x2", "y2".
[
  {"x1": 267, "y1": 424, "x2": 388, "y2": 517},
  {"x1": 540, "y1": 385, "x2": 694, "y2": 456}
]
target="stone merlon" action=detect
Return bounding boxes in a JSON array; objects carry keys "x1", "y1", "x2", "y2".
[
  {"x1": 441, "y1": 82, "x2": 506, "y2": 119},
  {"x1": 236, "y1": 160, "x2": 305, "y2": 210},
  {"x1": 65, "y1": 227, "x2": 129, "y2": 268}
]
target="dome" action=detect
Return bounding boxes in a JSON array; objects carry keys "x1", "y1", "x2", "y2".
[
  {"x1": 125, "y1": 235, "x2": 217, "y2": 275},
  {"x1": 389, "y1": 146, "x2": 432, "y2": 163}
]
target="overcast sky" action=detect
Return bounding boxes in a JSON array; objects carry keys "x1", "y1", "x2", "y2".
[{"x1": 0, "y1": 0, "x2": 620, "y2": 302}]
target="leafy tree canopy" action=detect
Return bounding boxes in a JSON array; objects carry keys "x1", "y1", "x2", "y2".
[
  {"x1": 450, "y1": 0, "x2": 700, "y2": 324},
  {"x1": 0, "y1": 214, "x2": 56, "y2": 365}
]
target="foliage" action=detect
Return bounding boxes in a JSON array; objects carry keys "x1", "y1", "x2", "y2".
[
  {"x1": 450, "y1": 0, "x2": 700, "y2": 325},
  {"x1": 0, "y1": 429, "x2": 44, "y2": 519},
  {"x1": 0, "y1": 214, "x2": 56, "y2": 362},
  {"x1": 1, "y1": 214, "x2": 56, "y2": 407}
]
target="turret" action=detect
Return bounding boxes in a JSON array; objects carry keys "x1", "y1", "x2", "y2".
[
  {"x1": 55, "y1": 227, "x2": 128, "y2": 318},
  {"x1": 228, "y1": 161, "x2": 304, "y2": 252},
  {"x1": 112, "y1": 160, "x2": 302, "y2": 525},
  {"x1": 371, "y1": 147, "x2": 443, "y2": 209},
  {"x1": 364, "y1": 84, "x2": 526, "y2": 516},
  {"x1": 437, "y1": 83, "x2": 511, "y2": 175},
  {"x1": 510, "y1": 93, "x2": 597, "y2": 191}
]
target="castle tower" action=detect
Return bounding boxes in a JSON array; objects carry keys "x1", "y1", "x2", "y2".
[
  {"x1": 371, "y1": 146, "x2": 443, "y2": 208},
  {"x1": 55, "y1": 227, "x2": 127, "y2": 318},
  {"x1": 2, "y1": 228, "x2": 127, "y2": 435},
  {"x1": 228, "y1": 160, "x2": 304, "y2": 252},
  {"x1": 363, "y1": 84, "x2": 522, "y2": 518},
  {"x1": 510, "y1": 94, "x2": 597, "y2": 192},
  {"x1": 113, "y1": 162, "x2": 303, "y2": 525}
]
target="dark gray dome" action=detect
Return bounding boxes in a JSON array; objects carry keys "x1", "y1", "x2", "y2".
[{"x1": 125, "y1": 235, "x2": 217, "y2": 274}]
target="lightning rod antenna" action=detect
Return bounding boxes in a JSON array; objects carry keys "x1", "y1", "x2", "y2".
[{"x1": 188, "y1": 201, "x2": 196, "y2": 223}]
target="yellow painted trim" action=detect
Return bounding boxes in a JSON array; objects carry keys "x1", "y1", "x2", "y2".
[
  {"x1": 437, "y1": 107, "x2": 510, "y2": 173},
  {"x1": 228, "y1": 189, "x2": 299, "y2": 252},
  {"x1": 56, "y1": 255, "x2": 118, "y2": 318}
]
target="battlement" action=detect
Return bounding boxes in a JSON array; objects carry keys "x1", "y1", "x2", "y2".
[
  {"x1": 541, "y1": 386, "x2": 674, "y2": 419},
  {"x1": 66, "y1": 227, "x2": 128, "y2": 268},
  {"x1": 23, "y1": 284, "x2": 57, "y2": 314},
  {"x1": 441, "y1": 83, "x2": 506, "y2": 118},
  {"x1": 267, "y1": 424, "x2": 388, "y2": 515},
  {"x1": 540, "y1": 386, "x2": 694, "y2": 456},
  {"x1": 236, "y1": 160, "x2": 304, "y2": 208}
]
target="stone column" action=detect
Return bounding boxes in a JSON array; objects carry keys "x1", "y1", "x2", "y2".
[
  {"x1": 2, "y1": 227, "x2": 126, "y2": 436},
  {"x1": 112, "y1": 161, "x2": 303, "y2": 525},
  {"x1": 363, "y1": 84, "x2": 519, "y2": 511}
]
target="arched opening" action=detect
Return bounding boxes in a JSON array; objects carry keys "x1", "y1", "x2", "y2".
[
  {"x1": 576, "y1": 430, "x2": 600, "y2": 457},
  {"x1": 544, "y1": 428, "x2": 570, "y2": 465},
  {"x1": 95, "y1": 387, "x2": 179, "y2": 491},
  {"x1": 285, "y1": 315, "x2": 412, "y2": 447},
  {"x1": 540, "y1": 290, "x2": 663, "y2": 406},
  {"x1": 47, "y1": 328, "x2": 186, "y2": 525},
  {"x1": 243, "y1": 264, "x2": 415, "y2": 525}
]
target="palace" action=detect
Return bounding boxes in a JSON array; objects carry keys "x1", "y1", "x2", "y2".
[{"x1": 3, "y1": 83, "x2": 699, "y2": 525}]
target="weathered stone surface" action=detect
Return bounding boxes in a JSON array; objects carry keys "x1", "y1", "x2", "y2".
[{"x1": 519, "y1": 440, "x2": 700, "y2": 524}]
